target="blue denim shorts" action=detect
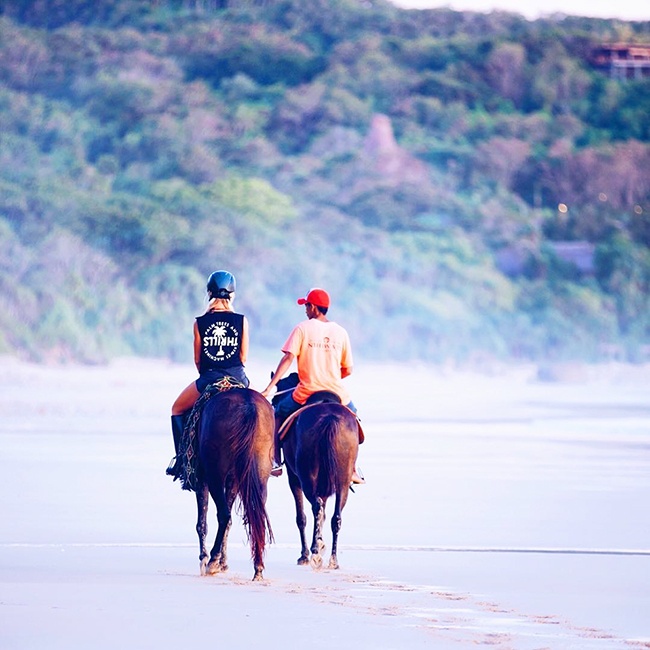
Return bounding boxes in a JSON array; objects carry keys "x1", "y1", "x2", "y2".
[{"x1": 196, "y1": 369, "x2": 249, "y2": 393}]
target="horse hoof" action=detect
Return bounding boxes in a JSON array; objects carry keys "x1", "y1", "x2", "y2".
[
  {"x1": 200, "y1": 558, "x2": 209, "y2": 575},
  {"x1": 206, "y1": 560, "x2": 222, "y2": 575},
  {"x1": 297, "y1": 556, "x2": 309, "y2": 566},
  {"x1": 310, "y1": 554, "x2": 323, "y2": 570},
  {"x1": 252, "y1": 571, "x2": 264, "y2": 581},
  {"x1": 328, "y1": 557, "x2": 339, "y2": 570}
]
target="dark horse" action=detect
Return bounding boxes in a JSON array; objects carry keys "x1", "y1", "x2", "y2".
[
  {"x1": 193, "y1": 388, "x2": 275, "y2": 581},
  {"x1": 281, "y1": 394, "x2": 361, "y2": 570}
]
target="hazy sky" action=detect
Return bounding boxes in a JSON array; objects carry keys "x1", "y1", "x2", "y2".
[{"x1": 389, "y1": 0, "x2": 650, "y2": 21}]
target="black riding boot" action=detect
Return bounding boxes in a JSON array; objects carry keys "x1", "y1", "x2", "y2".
[
  {"x1": 166, "y1": 413, "x2": 188, "y2": 478},
  {"x1": 271, "y1": 413, "x2": 283, "y2": 477}
]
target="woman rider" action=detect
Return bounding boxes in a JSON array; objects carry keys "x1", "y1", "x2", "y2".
[{"x1": 166, "y1": 270, "x2": 250, "y2": 478}]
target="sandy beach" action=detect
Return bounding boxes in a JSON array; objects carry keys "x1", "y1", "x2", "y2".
[{"x1": 1, "y1": 356, "x2": 649, "y2": 649}]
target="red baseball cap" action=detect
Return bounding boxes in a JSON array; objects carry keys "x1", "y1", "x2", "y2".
[{"x1": 297, "y1": 288, "x2": 330, "y2": 308}]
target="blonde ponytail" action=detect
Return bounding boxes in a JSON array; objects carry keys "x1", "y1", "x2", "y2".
[{"x1": 206, "y1": 296, "x2": 234, "y2": 313}]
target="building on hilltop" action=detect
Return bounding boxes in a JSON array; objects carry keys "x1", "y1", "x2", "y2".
[{"x1": 590, "y1": 43, "x2": 650, "y2": 80}]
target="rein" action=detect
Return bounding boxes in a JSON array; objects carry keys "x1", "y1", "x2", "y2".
[{"x1": 273, "y1": 387, "x2": 295, "y2": 397}]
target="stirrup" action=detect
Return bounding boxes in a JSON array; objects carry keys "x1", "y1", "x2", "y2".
[
  {"x1": 271, "y1": 461, "x2": 283, "y2": 477},
  {"x1": 350, "y1": 467, "x2": 365, "y2": 485},
  {"x1": 166, "y1": 456, "x2": 179, "y2": 477}
]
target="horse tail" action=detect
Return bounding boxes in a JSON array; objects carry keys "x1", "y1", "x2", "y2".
[
  {"x1": 228, "y1": 393, "x2": 274, "y2": 563},
  {"x1": 317, "y1": 413, "x2": 340, "y2": 497}
]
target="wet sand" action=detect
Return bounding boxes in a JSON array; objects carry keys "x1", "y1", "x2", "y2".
[{"x1": 1, "y1": 356, "x2": 649, "y2": 649}]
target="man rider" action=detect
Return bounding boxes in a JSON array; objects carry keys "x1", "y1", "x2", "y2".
[{"x1": 261, "y1": 288, "x2": 364, "y2": 484}]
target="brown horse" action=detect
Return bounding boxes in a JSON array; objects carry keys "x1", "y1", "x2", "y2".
[
  {"x1": 281, "y1": 396, "x2": 360, "y2": 570},
  {"x1": 194, "y1": 388, "x2": 275, "y2": 581}
]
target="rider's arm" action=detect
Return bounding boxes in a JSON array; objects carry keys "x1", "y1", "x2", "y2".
[
  {"x1": 261, "y1": 351, "x2": 295, "y2": 397},
  {"x1": 340, "y1": 330, "x2": 353, "y2": 379},
  {"x1": 240, "y1": 316, "x2": 249, "y2": 364},
  {"x1": 193, "y1": 321, "x2": 201, "y2": 372}
]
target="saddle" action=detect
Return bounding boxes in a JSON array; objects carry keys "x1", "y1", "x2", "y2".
[
  {"x1": 306, "y1": 390, "x2": 341, "y2": 405},
  {"x1": 271, "y1": 371, "x2": 364, "y2": 444}
]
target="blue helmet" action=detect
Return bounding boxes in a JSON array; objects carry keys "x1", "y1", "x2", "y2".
[{"x1": 207, "y1": 270, "x2": 236, "y2": 299}]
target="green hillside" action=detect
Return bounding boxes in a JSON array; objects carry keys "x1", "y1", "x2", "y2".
[{"x1": 1, "y1": 0, "x2": 649, "y2": 364}]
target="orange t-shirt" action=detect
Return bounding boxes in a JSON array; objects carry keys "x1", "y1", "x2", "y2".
[{"x1": 282, "y1": 319, "x2": 353, "y2": 405}]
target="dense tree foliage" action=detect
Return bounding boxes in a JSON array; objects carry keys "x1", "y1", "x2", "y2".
[{"x1": 1, "y1": 0, "x2": 649, "y2": 364}]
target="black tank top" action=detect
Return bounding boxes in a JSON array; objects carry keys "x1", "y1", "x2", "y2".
[{"x1": 196, "y1": 311, "x2": 244, "y2": 374}]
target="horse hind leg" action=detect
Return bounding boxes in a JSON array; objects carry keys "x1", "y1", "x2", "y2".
[
  {"x1": 251, "y1": 502, "x2": 266, "y2": 582},
  {"x1": 215, "y1": 488, "x2": 236, "y2": 573},
  {"x1": 288, "y1": 473, "x2": 310, "y2": 565},
  {"x1": 206, "y1": 485, "x2": 233, "y2": 575},
  {"x1": 206, "y1": 515, "x2": 231, "y2": 575},
  {"x1": 252, "y1": 561, "x2": 264, "y2": 581},
  {"x1": 196, "y1": 483, "x2": 210, "y2": 575},
  {"x1": 328, "y1": 490, "x2": 347, "y2": 570},
  {"x1": 296, "y1": 511, "x2": 310, "y2": 566},
  {"x1": 328, "y1": 517, "x2": 341, "y2": 569},
  {"x1": 309, "y1": 497, "x2": 327, "y2": 570}
]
